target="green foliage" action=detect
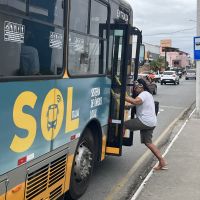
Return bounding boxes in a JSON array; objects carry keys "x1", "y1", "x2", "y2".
[{"x1": 149, "y1": 57, "x2": 168, "y2": 71}]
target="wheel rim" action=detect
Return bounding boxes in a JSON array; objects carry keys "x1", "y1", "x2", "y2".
[{"x1": 73, "y1": 142, "x2": 93, "y2": 182}]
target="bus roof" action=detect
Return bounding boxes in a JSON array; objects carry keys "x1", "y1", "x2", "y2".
[
  {"x1": 109, "y1": 0, "x2": 133, "y2": 24},
  {"x1": 109, "y1": 0, "x2": 132, "y2": 10},
  {"x1": 120, "y1": 0, "x2": 132, "y2": 9}
]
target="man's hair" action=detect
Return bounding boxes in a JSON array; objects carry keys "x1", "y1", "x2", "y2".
[{"x1": 136, "y1": 78, "x2": 151, "y2": 93}]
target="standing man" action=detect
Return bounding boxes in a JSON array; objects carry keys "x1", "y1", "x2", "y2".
[{"x1": 124, "y1": 79, "x2": 167, "y2": 170}]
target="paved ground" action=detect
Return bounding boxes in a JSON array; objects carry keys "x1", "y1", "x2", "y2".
[
  {"x1": 132, "y1": 110, "x2": 200, "y2": 200},
  {"x1": 79, "y1": 79, "x2": 196, "y2": 200}
]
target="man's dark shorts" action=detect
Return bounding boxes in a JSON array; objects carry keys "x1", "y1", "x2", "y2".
[{"x1": 124, "y1": 118, "x2": 155, "y2": 144}]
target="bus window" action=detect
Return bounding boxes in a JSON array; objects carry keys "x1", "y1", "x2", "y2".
[
  {"x1": 0, "y1": 0, "x2": 26, "y2": 13},
  {"x1": 29, "y1": 0, "x2": 64, "y2": 26},
  {"x1": 68, "y1": 32, "x2": 106, "y2": 75},
  {"x1": 0, "y1": 15, "x2": 64, "y2": 77},
  {"x1": 90, "y1": 0, "x2": 107, "y2": 38},
  {"x1": 69, "y1": 0, "x2": 89, "y2": 33}
]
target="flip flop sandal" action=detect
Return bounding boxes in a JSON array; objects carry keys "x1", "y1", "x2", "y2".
[{"x1": 154, "y1": 165, "x2": 168, "y2": 170}]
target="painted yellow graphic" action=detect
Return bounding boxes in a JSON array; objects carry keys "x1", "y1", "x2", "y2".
[
  {"x1": 10, "y1": 91, "x2": 37, "y2": 153},
  {"x1": 10, "y1": 87, "x2": 80, "y2": 153},
  {"x1": 47, "y1": 104, "x2": 59, "y2": 131},
  {"x1": 65, "y1": 87, "x2": 79, "y2": 132},
  {"x1": 41, "y1": 89, "x2": 64, "y2": 141}
]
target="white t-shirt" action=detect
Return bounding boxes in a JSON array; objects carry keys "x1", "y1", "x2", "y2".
[{"x1": 136, "y1": 91, "x2": 157, "y2": 127}]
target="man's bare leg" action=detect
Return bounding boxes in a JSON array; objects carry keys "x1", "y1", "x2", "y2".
[{"x1": 145, "y1": 143, "x2": 167, "y2": 169}]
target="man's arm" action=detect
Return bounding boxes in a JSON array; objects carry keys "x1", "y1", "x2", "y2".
[
  {"x1": 114, "y1": 93, "x2": 143, "y2": 105},
  {"x1": 125, "y1": 96, "x2": 143, "y2": 105}
]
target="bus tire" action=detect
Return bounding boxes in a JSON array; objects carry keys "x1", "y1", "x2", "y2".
[{"x1": 65, "y1": 128, "x2": 95, "y2": 200}]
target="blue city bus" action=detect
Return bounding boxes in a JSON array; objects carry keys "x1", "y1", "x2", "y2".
[{"x1": 0, "y1": 0, "x2": 143, "y2": 199}]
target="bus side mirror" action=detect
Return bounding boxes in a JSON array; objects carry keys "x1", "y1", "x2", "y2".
[{"x1": 139, "y1": 44, "x2": 145, "y2": 66}]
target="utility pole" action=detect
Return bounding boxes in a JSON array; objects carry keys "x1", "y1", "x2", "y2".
[
  {"x1": 197, "y1": 0, "x2": 200, "y2": 117},
  {"x1": 164, "y1": 49, "x2": 167, "y2": 70}
]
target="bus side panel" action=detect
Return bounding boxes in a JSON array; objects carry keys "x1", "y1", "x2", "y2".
[
  {"x1": 0, "y1": 77, "x2": 111, "y2": 181},
  {"x1": 52, "y1": 77, "x2": 111, "y2": 149},
  {"x1": 1, "y1": 144, "x2": 76, "y2": 200},
  {"x1": 0, "y1": 180, "x2": 6, "y2": 200},
  {"x1": 0, "y1": 196, "x2": 5, "y2": 200},
  {"x1": 0, "y1": 81, "x2": 55, "y2": 175}
]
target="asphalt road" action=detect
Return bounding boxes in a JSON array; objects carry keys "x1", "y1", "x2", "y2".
[{"x1": 80, "y1": 78, "x2": 196, "y2": 200}]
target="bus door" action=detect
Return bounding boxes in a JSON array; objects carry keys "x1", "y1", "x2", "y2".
[{"x1": 100, "y1": 24, "x2": 142, "y2": 156}]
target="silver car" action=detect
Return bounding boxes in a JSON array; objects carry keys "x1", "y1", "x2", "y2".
[
  {"x1": 185, "y1": 69, "x2": 196, "y2": 80},
  {"x1": 160, "y1": 71, "x2": 180, "y2": 85}
]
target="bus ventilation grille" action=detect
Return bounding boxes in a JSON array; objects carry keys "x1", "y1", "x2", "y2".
[
  {"x1": 26, "y1": 155, "x2": 67, "y2": 200},
  {"x1": 50, "y1": 185, "x2": 62, "y2": 200},
  {"x1": 49, "y1": 155, "x2": 66, "y2": 187},
  {"x1": 26, "y1": 164, "x2": 49, "y2": 200}
]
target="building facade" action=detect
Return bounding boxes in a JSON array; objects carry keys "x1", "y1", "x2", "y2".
[
  {"x1": 160, "y1": 39, "x2": 190, "y2": 69},
  {"x1": 160, "y1": 50, "x2": 190, "y2": 68}
]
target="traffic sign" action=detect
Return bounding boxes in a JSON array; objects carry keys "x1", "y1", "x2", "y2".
[{"x1": 194, "y1": 37, "x2": 200, "y2": 60}]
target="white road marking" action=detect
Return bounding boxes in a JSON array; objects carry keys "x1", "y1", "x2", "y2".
[
  {"x1": 160, "y1": 105, "x2": 184, "y2": 110},
  {"x1": 130, "y1": 108, "x2": 196, "y2": 200},
  {"x1": 158, "y1": 108, "x2": 165, "y2": 114}
]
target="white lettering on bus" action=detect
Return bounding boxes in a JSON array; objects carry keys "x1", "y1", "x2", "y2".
[
  {"x1": 117, "y1": 9, "x2": 128, "y2": 22},
  {"x1": 90, "y1": 109, "x2": 97, "y2": 119},
  {"x1": 72, "y1": 109, "x2": 80, "y2": 119},
  {"x1": 91, "y1": 97, "x2": 102, "y2": 108},
  {"x1": 91, "y1": 87, "x2": 101, "y2": 97}
]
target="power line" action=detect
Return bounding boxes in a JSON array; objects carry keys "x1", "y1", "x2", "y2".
[
  {"x1": 144, "y1": 27, "x2": 195, "y2": 36},
  {"x1": 144, "y1": 35, "x2": 195, "y2": 38}
]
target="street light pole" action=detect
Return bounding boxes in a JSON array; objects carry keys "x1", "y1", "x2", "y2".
[{"x1": 196, "y1": 0, "x2": 200, "y2": 117}]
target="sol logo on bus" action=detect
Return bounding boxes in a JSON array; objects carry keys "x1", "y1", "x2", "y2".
[
  {"x1": 41, "y1": 89, "x2": 64, "y2": 141},
  {"x1": 10, "y1": 87, "x2": 79, "y2": 153}
]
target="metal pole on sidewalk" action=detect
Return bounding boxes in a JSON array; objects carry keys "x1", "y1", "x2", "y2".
[
  {"x1": 196, "y1": 0, "x2": 200, "y2": 117},
  {"x1": 165, "y1": 49, "x2": 167, "y2": 70}
]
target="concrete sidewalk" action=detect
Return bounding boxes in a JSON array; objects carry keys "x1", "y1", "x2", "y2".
[{"x1": 133, "y1": 111, "x2": 200, "y2": 200}]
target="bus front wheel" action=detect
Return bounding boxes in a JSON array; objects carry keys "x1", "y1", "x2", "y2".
[{"x1": 65, "y1": 128, "x2": 95, "y2": 200}]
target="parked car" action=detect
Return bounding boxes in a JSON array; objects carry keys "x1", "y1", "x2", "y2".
[
  {"x1": 154, "y1": 71, "x2": 162, "y2": 83},
  {"x1": 138, "y1": 71, "x2": 156, "y2": 80},
  {"x1": 170, "y1": 67, "x2": 184, "y2": 78},
  {"x1": 160, "y1": 71, "x2": 180, "y2": 85},
  {"x1": 185, "y1": 69, "x2": 196, "y2": 80}
]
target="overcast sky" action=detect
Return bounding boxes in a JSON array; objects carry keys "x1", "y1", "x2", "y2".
[{"x1": 129, "y1": 0, "x2": 196, "y2": 57}]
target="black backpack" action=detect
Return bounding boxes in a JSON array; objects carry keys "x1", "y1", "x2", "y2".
[{"x1": 154, "y1": 101, "x2": 159, "y2": 115}]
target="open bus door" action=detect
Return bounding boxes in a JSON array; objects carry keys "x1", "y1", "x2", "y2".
[{"x1": 100, "y1": 24, "x2": 143, "y2": 156}]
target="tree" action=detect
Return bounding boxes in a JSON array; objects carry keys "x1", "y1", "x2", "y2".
[{"x1": 149, "y1": 56, "x2": 168, "y2": 72}]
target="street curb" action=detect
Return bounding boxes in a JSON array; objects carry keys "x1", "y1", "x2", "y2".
[{"x1": 104, "y1": 102, "x2": 195, "y2": 200}]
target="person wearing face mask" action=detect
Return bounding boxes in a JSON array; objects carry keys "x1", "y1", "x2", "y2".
[{"x1": 123, "y1": 78, "x2": 167, "y2": 170}]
